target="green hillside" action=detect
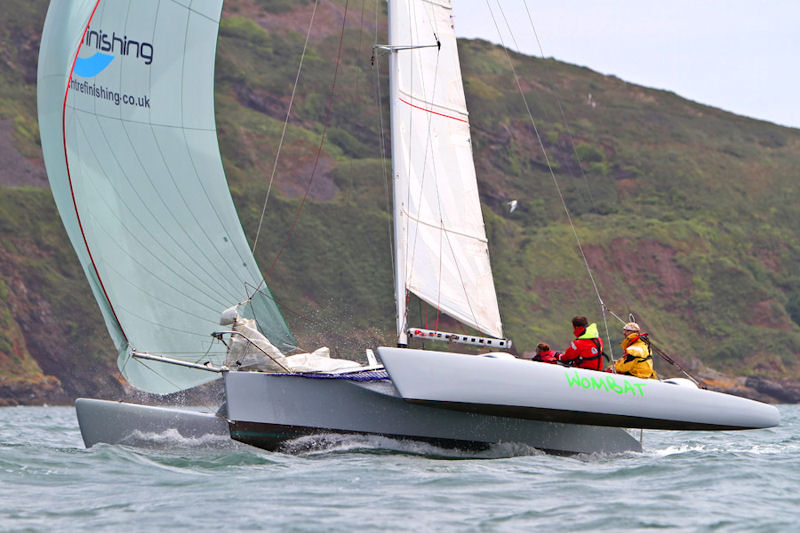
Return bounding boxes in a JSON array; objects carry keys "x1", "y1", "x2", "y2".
[{"x1": 1, "y1": 0, "x2": 798, "y2": 403}]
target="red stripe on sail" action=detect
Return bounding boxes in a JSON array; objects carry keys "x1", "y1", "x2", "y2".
[
  {"x1": 399, "y1": 97, "x2": 468, "y2": 124},
  {"x1": 62, "y1": 0, "x2": 129, "y2": 343}
]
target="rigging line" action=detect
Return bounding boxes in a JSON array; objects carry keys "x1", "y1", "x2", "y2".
[
  {"x1": 605, "y1": 305, "x2": 629, "y2": 326},
  {"x1": 237, "y1": 287, "x2": 294, "y2": 349},
  {"x1": 435, "y1": 218, "x2": 443, "y2": 332},
  {"x1": 647, "y1": 339, "x2": 704, "y2": 387},
  {"x1": 355, "y1": 0, "x2": 367, "y2": 99},
  {"x1": 237, "y1": 284, "x2": 294, "y2": 347},
  {"x1": 267, "y1": 0, "x2": 351, "y2": 275},
  {"x1": 614, "y1": 308, "x2": 702, "y2": 384},
  {"x1": 372, "y1": 2, "x2": 396, "y2": 317},
  {"x1": 515, "y1": 1, "x2": 628, "y2": 340},
  {"x1": 603, "y1": 260, "x2": 636, "y2": 343},
  {"x1": 131, "y1": 356, "x2": 188, "y2": 392},
  {"x1": 486, "y1": 1, "x2": 606, "y2": 314},
  {"x1": 600, "y1": 305, "x2": 616, "y2": 360},
  {"x1": 251, "y1": 0, "x2": 319, "y2": 256},
  {"x1": 521, "y1": 0, "x2": 597, "y2": 207},
  {"x1": 422, "y1": 0, "x2": 438, "y2": 37},
  {"x1": 246, "y1": 278, "x2": 331, "y2": 324},
  {"x1": 442, "y1": 216, "x2": 488, "y2": 335},
  {"x1": 439, "y1": 231, "x2": 477, "y2": 333}
]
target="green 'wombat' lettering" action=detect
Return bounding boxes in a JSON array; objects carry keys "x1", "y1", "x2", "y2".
[{"x1": 565, "y1": 370, "x2": 646, "y2": 397}]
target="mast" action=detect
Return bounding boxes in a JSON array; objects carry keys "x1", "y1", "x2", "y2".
[{"x1": 388, "y1": 0, "x2": 408, "y2": 346}]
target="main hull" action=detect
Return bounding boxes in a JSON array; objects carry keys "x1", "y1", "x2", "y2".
[
  {"x1": 223, "y1": 371, "x2": 642, "y2": 454},
  {"x1": 378, "y1": 347, "x2": 781, "y2": 430}
]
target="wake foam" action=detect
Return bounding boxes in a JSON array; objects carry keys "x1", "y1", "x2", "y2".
[
  {"x1": 117, "y1": 428, "x2": 242, "y2": 449},
  {"x1": 278, "y1": 432, "x2": 546, "y2": 459}
]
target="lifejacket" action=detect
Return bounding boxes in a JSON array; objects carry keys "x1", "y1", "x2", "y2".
[
  {"x1": 560, "y1": 323, "x2": 605, "y2": 371},
  {"x1": 532, "y1": 349, "x2": 560, "y2": 364},
  {"x1": 614, "y1": 333, "x2": 658, "y2": 379}
]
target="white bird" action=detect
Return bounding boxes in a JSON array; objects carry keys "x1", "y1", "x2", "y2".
[{"x1": 506, "y1": 199, "x2": 518, "y2": 213}]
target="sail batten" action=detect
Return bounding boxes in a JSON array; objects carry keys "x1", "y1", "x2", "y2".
[
  {"x1": 400, "y1": 207, "x2": 488, "y2": 243},
  {"x1": 389, "y1": 0, "x2": 503, "y2": 340},
  {"x1": 39, "y1": 0, "x2": 295, "y2": 394}
]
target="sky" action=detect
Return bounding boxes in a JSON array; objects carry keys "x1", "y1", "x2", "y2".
[{"x1": 452, "y1": 0, "x2": 800, "y2": 129}]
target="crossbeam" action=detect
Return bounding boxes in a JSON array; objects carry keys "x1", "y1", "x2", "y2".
[
  {"x1": 131, "y1": 352, "x2": 225, "y2": 373},
  {"x1": 406, "y1": 328, "x2": 512, "y2": 349}
]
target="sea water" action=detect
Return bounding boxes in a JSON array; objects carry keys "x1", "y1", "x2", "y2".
[{"x1": 1, "y1": 405, "x2": 798, "y2": 532}]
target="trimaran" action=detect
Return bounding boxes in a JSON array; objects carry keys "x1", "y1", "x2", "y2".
[{"x1": 36, "y1": 0, "x2": 778, "y2": 455}]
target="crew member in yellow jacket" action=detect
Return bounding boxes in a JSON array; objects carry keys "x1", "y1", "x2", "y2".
[{"x1": 613, "y1": 322, "x2": 658, "y2": 379}]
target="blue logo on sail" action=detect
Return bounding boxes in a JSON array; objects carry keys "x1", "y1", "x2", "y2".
[{"x1": 74, "y1": 52, "x2": 114, "y2": 78}]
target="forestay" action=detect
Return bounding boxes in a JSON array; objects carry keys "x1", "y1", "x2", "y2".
[
  {"x1": 388, "y1": 0, "x2": 503, "y2": 340},
  {"x1": 37, "y1": 0, "x2": 294, "y2": 394}
]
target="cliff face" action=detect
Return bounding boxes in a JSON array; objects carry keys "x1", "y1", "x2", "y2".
[
  {"x1": 1, "y1": 0, "x2": 799, "y2": 405},
  {"x1": 0, "y1": 188, "x2": 127, "y2": 405}
]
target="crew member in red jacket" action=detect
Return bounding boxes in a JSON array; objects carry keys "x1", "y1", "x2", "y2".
[
  {"x1": 532, "y1": 343, "x2": 560, "y2": 364},
  {"x1": 559, "y1": 315, "x2": 604, "y2": 371}
]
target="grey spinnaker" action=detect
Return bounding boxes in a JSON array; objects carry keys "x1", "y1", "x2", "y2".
[{"x1": 37, "y1": 0, "x2": 294, "y2": 394}]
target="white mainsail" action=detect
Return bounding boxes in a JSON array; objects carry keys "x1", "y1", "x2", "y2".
[
  {"x1": 388, "y1": 0, "x2": 503, "y2": 341},
  {"x1": 37, "y1": 0, "x2": 294, "y2": 394}
]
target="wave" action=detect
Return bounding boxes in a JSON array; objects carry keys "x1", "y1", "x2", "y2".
[{"x1": 279, "y1": 432, "x2": 551, "y2": 459}]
